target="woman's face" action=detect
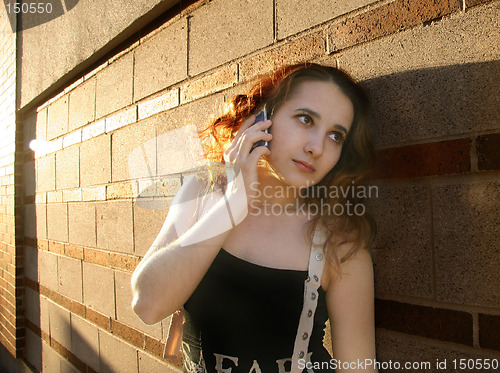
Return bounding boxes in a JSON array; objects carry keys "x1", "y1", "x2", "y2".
[{"x1": 265, "y1": 80, "x2": 354, "y2": 189}]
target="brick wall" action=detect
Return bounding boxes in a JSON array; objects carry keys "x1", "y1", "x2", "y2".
[
  {"x1": 0, "y1": 2, "x2": 23, "y2": 359},
  {"x1": 5, "y1": 0, "x2": 500, "y2": 371}
]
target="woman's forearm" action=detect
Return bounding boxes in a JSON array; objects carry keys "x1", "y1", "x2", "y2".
[{"x1": 131, "y1": 177, "x2": 247, "y2": 324}]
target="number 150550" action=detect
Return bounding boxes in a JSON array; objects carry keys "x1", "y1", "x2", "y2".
[{"x1": 6, "y1": 2, "x2": 53, "y2": 14}]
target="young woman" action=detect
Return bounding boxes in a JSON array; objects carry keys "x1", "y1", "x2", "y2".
[{"x1": 132, "y1": 63, "x2": 378, "y2": 373}]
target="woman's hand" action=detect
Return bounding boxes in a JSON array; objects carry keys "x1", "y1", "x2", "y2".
[{"x1": 223, "y1": 115, "x2": 272, "y2": 207}]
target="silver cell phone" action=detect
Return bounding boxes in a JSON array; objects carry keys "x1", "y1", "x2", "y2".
[{"x1": 250, "y1": 105, "x2": 270, "y2": 152}]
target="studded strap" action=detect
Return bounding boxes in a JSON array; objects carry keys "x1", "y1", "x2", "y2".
[{"x1": 291, "y1": 226, "x2": 327, "y2": 373}]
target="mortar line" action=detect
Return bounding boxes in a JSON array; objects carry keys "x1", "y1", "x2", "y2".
[
  {"x1": 273, "y1": 0, "x2": 277, "y2": 42},
  {"x1": 428, "y1": 183, "x2": 438, "y2": 301},
  {"x1": 186, "y1": 15, "x2": 192, "y2": 77}
]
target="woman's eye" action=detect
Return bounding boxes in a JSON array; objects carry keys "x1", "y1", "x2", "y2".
[
  {"x1": 329, "y1": 131, "x2": 345, "y2": 144},
  {"x1": 297, "y1": 114, "x2": 312, "y2": 126}
]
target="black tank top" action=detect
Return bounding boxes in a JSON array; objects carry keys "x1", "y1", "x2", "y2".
[{"x1": 183, "y1": 248, "x2": 332, "y2": 372}]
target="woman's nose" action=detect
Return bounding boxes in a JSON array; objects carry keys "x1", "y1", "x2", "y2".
[{"x1": 304, "y1": 132, "x2": 324, "y2": 157}]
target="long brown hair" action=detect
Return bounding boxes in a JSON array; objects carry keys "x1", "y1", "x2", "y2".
[{"x1": 199, "y1": 63, "x2": 376, "y2": 277}]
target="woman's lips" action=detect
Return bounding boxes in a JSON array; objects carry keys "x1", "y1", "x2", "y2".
[{"x1": 293, "y1": 159, "x2": 315, "y2": 173}]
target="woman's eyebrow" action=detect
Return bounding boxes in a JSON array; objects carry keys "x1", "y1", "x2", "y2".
[
  {"x1": 295, "y1": 108, "x2": 348, "y2": 134},
  {"x1": 333, "y1": 124, "x2": 349, "y2": 134},
  {"x1": 295, "y1": 107, "x2": 320, "y2": 119}
]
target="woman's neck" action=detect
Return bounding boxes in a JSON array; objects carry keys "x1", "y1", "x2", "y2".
[{"x1": 248, "y1": 167, "x2": 312, "y2": 219}]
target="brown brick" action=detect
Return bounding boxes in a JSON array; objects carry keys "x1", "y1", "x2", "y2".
[
  {"x1": 43, "y1": 338, "x2": 63, "y2": 371},
  {"x1": 64, "y1": 244, "x2": 84, "y2": 260},
  {"x1": 86, "y1": 306, "x2": 111, "y2": 331},
  {"x1": 328, "y1": 0, "x2": 460, "y2": 52},
  {"x1": 108, "y1": 253, "x2": 139, "y2": 272},
  {"x1": 25, "y1": 277, "x2": 38, "y2": 292},
  {"x1": 143, "y1": 336, "x2": 165, "y2": 360},
  {"x1": 37, "y1": 238, "x2": 49, "y2": 251},
  {"x1": 181, "y1": 64, "x2": 238, "y2": 104},
  {"x1": 62, "y1": 350, "x2": 87, "y2": 373},
  {"x1": 111, "y1": 320, "x2": 143, "y2": 348},
  {"x1": 479, "y1": 313, "x2": 500, "y2": 351},
  {"x1": 239, "y1": 31, "x2": 326, "y2": 82},
  {"x1": 41, "y1": 329, "x2": 50, "y2": 344},
  {"x1": 476, "y1": 133, "x2": 500, "y2": 171},
  {"x1": 373, "y1": 139, "x2": 471, "y2": 179},
  {"x1": 50, "y1": 337, "x2": 84, "y2": 372},
  {"x1": 64, "y1": 297, "x2": 85, "y2": 319},
  {"x1": 48, "y1": 241, "x2": 65, "y2": 255},
  {"x1": 376, "y1": 299, "x2": 473, "y2": 345},
  {"x1": 276, "y1": 0, "x2": 376, "y2": 39},
  {"x1": 25, "y1": 318, "x2": 40, "y2": 337},
  {"x1": 84, "y1": 248, "x2": 109, "y2": 267},
  {"x1": 466, "y1": 0, "x2": 494, "y2": 7},
  {"x1": 48, "y1": 290, "x2": 67, "y2": 311},
  {"x1": 106, "y1": 181, "x2": 134, "y2": 200}
]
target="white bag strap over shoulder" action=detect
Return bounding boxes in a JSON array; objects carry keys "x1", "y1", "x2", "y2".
[{"x1": 291, "y1": 226, "x2": 327, "y2": 373}]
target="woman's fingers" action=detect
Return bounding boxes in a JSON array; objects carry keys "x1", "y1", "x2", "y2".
[
  {"x1": 247, "y1": 143, "x2": 271, "y2": 163},
  {"x1": 224, "y1": 119, "x2": 272, "y2": 163},
  {"x1": 231, "y1": 115, "x2": 256, "y2": 143},
  {"x1": 238, "y1": 126, "x2": 272, "y2": 156}
]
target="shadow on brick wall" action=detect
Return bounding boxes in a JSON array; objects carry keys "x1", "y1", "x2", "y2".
[{"x1": 363, "y1": 60, "x2": 500, "y2": 147}]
